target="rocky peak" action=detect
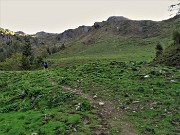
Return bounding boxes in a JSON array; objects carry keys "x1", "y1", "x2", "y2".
[
  {"x1": 15, "y1": 31, "x2": 26, "y2": 35},
  {"x1": 107, "y1": 16, "x2": 130, "y2": 22},
  {"x1": 56, "y1": 25, "x2": 91, "y2": 43},
  {"x1": 35, "y1": 31, "x2": 50, "y2": 37}
]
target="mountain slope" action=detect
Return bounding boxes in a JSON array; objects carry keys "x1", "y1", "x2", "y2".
[
  {"x1": 55, "y1": 15, "x2": 180, "y2": 44},
  {"x1": 1, "y1": 16, "x2": 180, "y2": 135},
  {"x1": 1, "y1": 15, "x2": 180, "y2": 69},
  {"x1": 46, "y1": 15, "x2": 180, "y2": 67}
]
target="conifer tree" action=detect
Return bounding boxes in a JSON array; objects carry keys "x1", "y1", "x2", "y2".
[
  {"x1": 155, "y1": 43, "x2": 163, "y2": 58},
  {"x1": 22, "y1": 36, "x2": 33, "y2": 70}
]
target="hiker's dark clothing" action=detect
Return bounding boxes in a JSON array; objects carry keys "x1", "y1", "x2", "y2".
[{"x1": 44, "y1": 62, "x2": 48, "y2": 69}]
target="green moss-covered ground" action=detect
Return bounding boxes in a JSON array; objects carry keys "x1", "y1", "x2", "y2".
[{"x1": 1, "y1": 61, "x2": 179, "y2": 134}]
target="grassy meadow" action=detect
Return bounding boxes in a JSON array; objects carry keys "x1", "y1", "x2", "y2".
[
  {"x1": 0, "y1": 61, "x2": 179, "y2": 134},
  {"x1": 0, "y1": 17, "x2": 180, "y2": 134}
]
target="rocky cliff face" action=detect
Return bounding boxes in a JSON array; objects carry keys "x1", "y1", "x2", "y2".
[
  {"x1": 53, "y1": 15, "x2": 179, "y2": 45},
  {"x1": 1, "y1": 15, "x2": 180, "y2": 46},
  {"x1": 15, "y1": 31, "x2": 26, "y2": 35},
  {"x1": 35, "y1": 31, "x2": 52, "y2": 38},
  {"x1": 55, "y1": 16, "x2": 162, "y2": 44},
  {"x1": 107, "y1": 16, "x2": 130, "y2": 22},
  {"x1": 56, "y1": 26, "x2": 91, "y2": 43}
]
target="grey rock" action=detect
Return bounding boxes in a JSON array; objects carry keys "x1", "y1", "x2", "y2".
[{"x1": 107, "y1": 16, "x2": 130, "y2": 22}]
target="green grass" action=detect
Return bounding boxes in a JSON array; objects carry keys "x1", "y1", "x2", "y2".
[
  {"x1": 0, "y1": 32, "x2": 179, "y2": 134},
  {"x1": 47, "y1": 36, "x2": 172, "y2": 68},
  {"x1": 48, "y1": 61, "x2": 180, "y2": 134},
  {"x1": 0, "y1": 70, "x2": 100, "y2": 135},
  {"x1": 0, "y1": 15, "x2": 180, "y2": 135},
  {"x1": 1, "y1": 61, "x2": 179, "y2": 134}
]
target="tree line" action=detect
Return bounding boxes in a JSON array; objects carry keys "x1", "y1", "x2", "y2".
[{"x1": 0, "y1": 33, "x2": 65, "y2": 70}]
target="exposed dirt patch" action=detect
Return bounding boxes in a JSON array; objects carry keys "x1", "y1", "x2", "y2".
[{"x1": 48, "y1": 78, "x2": 137, "y2": 135}]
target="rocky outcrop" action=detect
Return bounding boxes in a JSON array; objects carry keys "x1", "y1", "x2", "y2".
[
  {"x1": 15, "y1": 31, "x2": 26, "y2": 35},
  {"x1": 35, "y1": 31, "x2": 51, "y2": 37},
  {"x1": 56, "y1": 25, "x2": 91, "y2": 43},
  {"x1": 33, "y1": 16, "x2": 179, "y2": 44},
  {"x1": 107, "y1": 16, "x2": 130, "y2": 22},
  {"x1": 94, "y1": 22, "x2": 104, "y2": 29}
]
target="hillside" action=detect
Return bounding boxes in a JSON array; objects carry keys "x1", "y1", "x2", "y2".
[
  {"x1": 0, "y1": 28, "x2": 60, "y2": 63},
  {"x1": 1, "y1": 62, "x2": 180, "y2": 134},
  {"x1": 47, "y1": 15, "x2": 180, "y2": 66},
  {"x1": 55, "y1": 15, "x2": 180, "y2": 44},
  {"x1": 1, "y1": 15, "x2": 180, "y2": 135},
  {"x1": 0, "y1": 15, "x2": 180, "y2": 70}
]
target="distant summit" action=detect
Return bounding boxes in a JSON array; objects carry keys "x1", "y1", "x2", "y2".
[
  {"x1": 35, "y1": 31, "x2": 50, "y2": 37},
  {"x1": 107, "y1": 16, "x2": 130, "y2": 22},
  {"x1": 35, "y1": 31, "x2": 57, "y2": 37},
  {"x1": 15, "y1": 31, "x2": 26, "y2": 35}
]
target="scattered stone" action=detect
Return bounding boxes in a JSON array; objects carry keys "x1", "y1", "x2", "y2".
[
  {"x1": 75, "y1": 103, "x2": 80, "y2": 110},
  {"x1": 99, "y1": 102, "x2": 104, "y2": 106},
  {"x1": 132, "y1": 101, "x2": 140, "y2": 104},
  {"x1": 19, "y1": 90, "x2": 27, "y2": 99},
  {"x1": 93, "y1": 94, "x2": 97, "y2": 99},
  {"x1": 170, "y1": 80, "x2": 176, "y2": 83},
  {"x1": 73, "y1": 127, "x2": 77, "y2": 132},
  {"x1": 44, "y1": 114, "x2": 48, "y2": 120},
  {"x1": 159, "y1": 70, "x2": 166, "y2": 74},
  {"x1": 75, "y1": 106, "x2": 80, "y2": 110},
  {"x1": 144, "y1": 75, "x2": 150, "y2": 78},
  {"x1": 83, "y1": 117, "x2": 89, "y2": 125},
  {"x1": 0, "y1": 71, "x2": 5, "y2": 73},
  {"x1": 69, "y1": 124, "x2": 73, "y2": 128}
]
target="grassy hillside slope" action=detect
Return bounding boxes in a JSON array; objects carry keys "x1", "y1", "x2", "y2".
[
  {"x1": 46, "y1": 16, "x2": 180, "y2": 67},
  {"x1": 1, "y1": 62, "x2": 180, "y2": 134},
  {"x1": 0, "y1": 16, "x2": 180, "y2": 70},
  {"x1": 48, "y1": 36, "x2": 172, "y2": 68},
  {"x1": 0, "y1": 70, "x2": 101, "y2": 134},
  {"x1": 1, "y1": 16, "x2": 180, "y2": 135}
]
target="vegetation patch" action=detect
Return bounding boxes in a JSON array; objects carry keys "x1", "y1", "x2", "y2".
[
  {"x1": 0, "y1": 70, "x2": 100, "y2": 134},
  {"x1": 49, "y1": 61, "x2": 180, "y2": 134}
]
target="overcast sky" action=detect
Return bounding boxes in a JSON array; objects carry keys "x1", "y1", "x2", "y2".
[{"x1": 0, "y1": 0, "x2": 178, "y2": 34}]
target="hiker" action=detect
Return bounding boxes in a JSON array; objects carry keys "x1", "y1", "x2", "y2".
[{"x1": 43, "y1": 62, "x2": 48, "y2": 71}]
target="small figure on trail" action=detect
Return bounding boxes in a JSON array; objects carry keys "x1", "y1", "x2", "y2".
[{"x1": 43, "y1": 62, "x2": 48, "y2": 71}]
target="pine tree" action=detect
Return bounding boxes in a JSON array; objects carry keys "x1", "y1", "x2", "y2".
[
  {"x1": 23, "y1": 36, "x2": 32, "y2": 57},
  {"x1": 155, "y1": 43, "x2": 163, "y2": 58},
  {"x1": 22, "y1": 36, "x2": 33, "y2": 70},
  {"x1": 22, "y1": 55, "x2": 30, "y2": 70}
]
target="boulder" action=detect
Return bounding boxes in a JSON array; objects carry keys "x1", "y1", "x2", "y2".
[{"x1": 99, "y1": 102, "x2": 105, "y2": 106}]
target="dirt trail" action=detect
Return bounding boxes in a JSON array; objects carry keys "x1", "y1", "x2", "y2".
[{"x1": 49, "y1": 78, "x2": 137, "y2": 135}]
